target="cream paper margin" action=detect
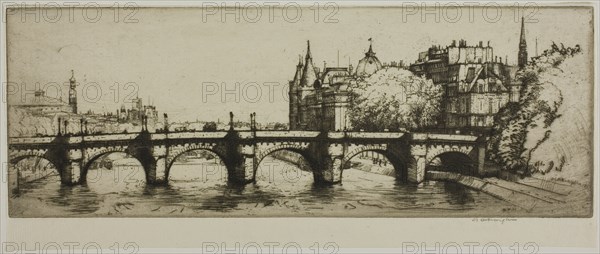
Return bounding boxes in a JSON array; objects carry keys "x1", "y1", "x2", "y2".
[{"x1": 0, "y1": 1, "x2": 598, "y2": 252}]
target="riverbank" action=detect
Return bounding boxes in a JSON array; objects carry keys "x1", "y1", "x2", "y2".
[{"x1": 427, "y1": 171, "x2": 592, "y2": 217}]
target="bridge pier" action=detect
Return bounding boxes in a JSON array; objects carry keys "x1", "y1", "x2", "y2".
[
  {"x1": 312, "y1": 163, "x2": 342, "y2": 184},
  {"x1": 50, "y1": 148, "x2": 84, "y2": 185},
  {"x1": 407, "y1": 156, "x2": 426, "y2": 183},
  {"x1": 311, "y1": 151, "x2": 343, "y2": 185},
  {"x1": 223, "y1": 130, "x2": 255, "y2": 184},
  {"x1": 408, "y1": 143, "x2": 428, "y2": 183},
  {"x1": 60, "y1": 161, "x2": 83, "y2": 185},
  {"x1": 226, "y1": 154, "x2": 255, "y2": 185},
  {"x1": 146, "y1": 156, "x2": 168, "y2": 185}
]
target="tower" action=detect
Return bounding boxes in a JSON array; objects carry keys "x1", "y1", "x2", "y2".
[
  {"x1": 518, "y1": 17, "x2": 528, "y2": 68},
  {"x1": 289, "y1": 55, "x2": 303, "y2": 130},
  {"x1": 69, "y1": 70, "x2": 77, "y2": 114},
  {"x1": 300, "y1": 40, "x2": 317, "y2": 88}
]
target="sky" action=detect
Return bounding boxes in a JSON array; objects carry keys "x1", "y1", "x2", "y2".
[{"x1": 6, "y1": 5, "x2": 593, "y2": 123}]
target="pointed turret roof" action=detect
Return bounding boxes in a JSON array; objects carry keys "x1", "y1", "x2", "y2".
[
  {"x1": 365, "y1": 42, "x2": 376, "y2": 57},
  {"x1": 518, "y1": 17, "x2": 528, "y2": 68},
  {"x1": 300, "y1": 41, "x2": 317, "y2": 87},
  {"x1": 519, "y1": 17, "x2": 527, "y2": 46},
  {"x1": 292, "y1": 55, "x2": 303, "y2": 83}
]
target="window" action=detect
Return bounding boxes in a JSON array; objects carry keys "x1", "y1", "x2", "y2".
[
  {"x1": 479, "y1": 100, "x2": 483, "y2": 112},
  {"x1": 466, "y1": 67, "x2": 476, "y2": 82}
]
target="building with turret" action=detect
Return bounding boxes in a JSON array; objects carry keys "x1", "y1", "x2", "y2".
[
  {"x1": 289, "y1": 40, "x2": 411, "y2": 131},
  {"x1": 289, "y1": 41, "x2": 360, "y2": 131},
  {"x1": 409, "y1": 18, "x2": 528, "y2": 132}
]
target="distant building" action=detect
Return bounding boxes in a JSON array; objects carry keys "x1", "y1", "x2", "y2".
[
  {"x1": 13, "y1": 71, "x2": 78, "y2": 115},
  {"x1": 116, "y1": 97, "x2": 159, "y2": 126},
  {"x1": 12, "y1": 90, "x2": 73, "y2": 115},
  {"x1": 409, "y1": 18, "x2": 527, "y2": 132}
]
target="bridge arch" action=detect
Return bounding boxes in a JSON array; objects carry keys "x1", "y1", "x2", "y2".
[
  {"x1": 427, "y1": 151, "x2": 477, "y2": 176},
  {"x1": 9, "y1": 150, "x2": 52, "y2": 165},
  {"x1": 254, "y1": 143, "x2": 312, "y2": 168},
  {"x1": 8, "y1": 151, "x2": 61, "y2": 191},
  {"x1": 342, "y1": 144, "x2": 388, "y2": 164},
  {"x1": 342, "y1": 145, "x2": 409, "y2": 181},
  {"x1": 426, "y1": 145, "x2": 475, "y2": 164},
  {"x1": 165, "y1": 145, "x2": 228, "y2": 181},
  {"x1": 254, "y1": 144, "x2": 314, "y2": 183},
  {"x1": 82, "y1": 147, "x2": 144, "y2": 183}
]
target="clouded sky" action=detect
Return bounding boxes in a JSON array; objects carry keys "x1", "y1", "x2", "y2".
[{"x1": 6, "y1": 5, "x2": 593, "y2": 123}]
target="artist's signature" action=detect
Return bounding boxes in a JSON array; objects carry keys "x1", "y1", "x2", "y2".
[{"x1": 472, "y1": 218, "x2": 518, "y2": 224}]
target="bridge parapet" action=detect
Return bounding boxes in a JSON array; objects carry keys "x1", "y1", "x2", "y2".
[
  {"x1": 254, "y1": 131, "x2": 320, "y2": 138},
  {"x1": 411, "y1": 133, "x2": 479, "y2": 142},
  {"x1": 9, "y1": 136, "x2": 55, "y2": 144},
  {"x1": 342, "y1": 132, "x2": 405, "y2": 139},
  {"x1": 157, "y1": 131, "x2": 228, "y2": 140},
  {"x1": 79, "y1": 133, "x2": 140, "y2": 142},
  {"x1": 7, "y1": 130, "x2": 488, "y2": 187}
]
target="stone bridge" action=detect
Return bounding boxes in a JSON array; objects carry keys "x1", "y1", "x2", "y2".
[{"x1": 7, "y1": 130, "x2": 486, "y2": 185}]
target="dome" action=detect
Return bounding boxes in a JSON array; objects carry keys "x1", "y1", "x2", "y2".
[{"x1": 355, "y1": 44, "x2": 382, "y2": 77}]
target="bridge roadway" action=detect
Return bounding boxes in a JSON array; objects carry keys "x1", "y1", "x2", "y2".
[{"x1": 8, "y1": 130, "x2": 486, "y2": 186}]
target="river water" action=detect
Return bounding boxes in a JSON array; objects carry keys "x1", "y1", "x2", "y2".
[{"x1": 9, "y1": 156, "x2": 520, "y2": 217}]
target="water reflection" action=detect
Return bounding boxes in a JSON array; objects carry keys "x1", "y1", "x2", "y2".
[{"x1": 10, "y1": 156, "x2": 511, "y2": 217}]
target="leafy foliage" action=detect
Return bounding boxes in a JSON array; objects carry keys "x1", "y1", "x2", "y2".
[
  {"x1": 202, "y1": 121, "x2": 218, "y2": 132},
  {"x1": 489, "y1": 43, "x2": 583, "y2": 175},
  {"x1": 347, "y1": 68, "x2": 443, "y2": 131}
]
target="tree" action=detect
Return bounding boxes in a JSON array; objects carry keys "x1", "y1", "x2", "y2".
[
  {"x1": 347, "y1": 68, "x2": 442, "y2": 131},
  {"x1": 202, "y1": 121, "x2": 217, "y2": 132},
  {"x1": 273, "y1": 122, "x2": 288, "y2": 130},
  {"x1": 489, "y1": 43, "x2": 584, "y2": 176}
]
